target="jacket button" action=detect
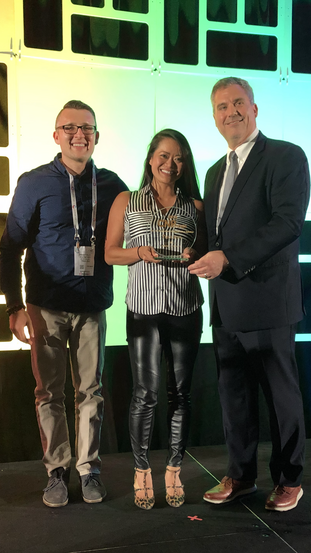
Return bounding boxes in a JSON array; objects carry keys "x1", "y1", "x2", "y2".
[{"x1": 215, "y1": 242, "x2": 220, "y2": 247}]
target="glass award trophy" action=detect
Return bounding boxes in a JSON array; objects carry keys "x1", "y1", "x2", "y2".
[{"x1": 149, "y1": 206, "x2": 197, "y2": 261}]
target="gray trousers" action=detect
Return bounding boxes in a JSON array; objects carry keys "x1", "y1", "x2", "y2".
[{"x1": 27, "y1": 304, "x2": 106, "y2": 476}]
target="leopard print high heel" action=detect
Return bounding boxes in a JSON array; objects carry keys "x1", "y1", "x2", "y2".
[
  {"x1": 133, "y1": 468, "x2": 155, "y2": 510},
  {"x1": 165, "y1": 466, "x2": 185, "y2": 507}
]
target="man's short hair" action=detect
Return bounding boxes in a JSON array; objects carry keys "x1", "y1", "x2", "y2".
[
  {"x1": 55, "y1": 100, "x2": 97, "y2": 128},
  {"x1": 211, "y1": 77, "x2": 255, "y2": 111}
]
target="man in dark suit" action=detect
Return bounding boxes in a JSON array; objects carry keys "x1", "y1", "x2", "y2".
[{"x1": 188, "y1": 77, "x2": 310, "y2": 511}]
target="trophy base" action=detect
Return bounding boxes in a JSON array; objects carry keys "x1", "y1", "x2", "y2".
[{"x1": 155, "y1": 254, "x2": 187, "y2": 261}]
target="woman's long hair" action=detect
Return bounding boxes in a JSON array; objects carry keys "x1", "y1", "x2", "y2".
[{"x1": 140, "y1": 129, "x2": 202, "y2": 200}]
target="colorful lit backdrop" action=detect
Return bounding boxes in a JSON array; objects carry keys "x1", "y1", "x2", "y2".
[{"x1": 0, "y1": 0, "x2": 311, "y2": 349}]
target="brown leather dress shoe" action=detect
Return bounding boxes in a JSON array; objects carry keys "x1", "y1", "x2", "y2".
[
  {"x1": 265, "y1": 485, "x2": 303, "y2": 512},
  {"x1": 203, "y1": 476, "x2": 257, "y2": 504}
]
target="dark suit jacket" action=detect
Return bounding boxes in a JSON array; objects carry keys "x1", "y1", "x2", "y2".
[{"x1": 204, "y1": 131, "x2": 310, "y2": 332}]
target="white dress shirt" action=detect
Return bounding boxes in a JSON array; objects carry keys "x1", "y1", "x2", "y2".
[{"x1": 216, "y1": 128, "x2": 259, "y2": 232}]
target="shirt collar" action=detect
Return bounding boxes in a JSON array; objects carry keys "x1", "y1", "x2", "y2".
[
  {"x1": 55, "y1": 154, "x2": 94, "y2": 178},
  {"x1": 226, "y1": 128, "x2": 259, "y2": 162}
]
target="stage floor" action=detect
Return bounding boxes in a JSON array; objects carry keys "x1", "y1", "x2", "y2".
[{"x1": 0, "y1": 441, "x2": 310, "y2": 553}]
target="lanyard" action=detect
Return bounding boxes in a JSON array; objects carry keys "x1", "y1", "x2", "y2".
[{"x1": 69, "y1": 164, "x2": 97, "y2": 247}]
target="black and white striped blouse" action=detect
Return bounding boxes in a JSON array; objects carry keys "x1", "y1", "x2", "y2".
[{"x1": 124, "y1": 185, "x2": 204, "y2": 316}]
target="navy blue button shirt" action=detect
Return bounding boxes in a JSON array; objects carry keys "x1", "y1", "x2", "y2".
[{"x1": 0, "y1": 155, "x2": 128, "y2": 313}]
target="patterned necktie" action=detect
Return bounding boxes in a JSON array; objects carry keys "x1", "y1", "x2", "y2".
[{"x1": 218, "y1": 151, "x2": 238, "y2": 225}]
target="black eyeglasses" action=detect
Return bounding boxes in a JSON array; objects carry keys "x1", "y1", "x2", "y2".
[{"x1": 56, "y1": 125, "x2": 97, "y2": 135}]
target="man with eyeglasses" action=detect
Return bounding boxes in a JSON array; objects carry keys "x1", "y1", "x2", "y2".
[{"x1": 0, "y1": 100, "x2": 128, "y2": 507}]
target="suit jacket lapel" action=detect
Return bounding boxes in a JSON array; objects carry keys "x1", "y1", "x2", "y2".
[
  {"x1": 205, "y1": 156, "x2": 226, "y2": 224},
  {"x1": 220, "y1": 132, "x2": 266, "y2": 229}
]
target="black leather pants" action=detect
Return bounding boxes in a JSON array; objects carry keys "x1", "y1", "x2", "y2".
[{"x1": 127, "y1": 308, "x2": 203, "y2": 470}]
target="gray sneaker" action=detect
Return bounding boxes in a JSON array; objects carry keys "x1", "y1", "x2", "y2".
[
  {"x1": 43, "y1": 467, "x2": 70, "y2": 508},
  {"x1": 81, "y1": 473, "x2": 107, "y2": 503}
]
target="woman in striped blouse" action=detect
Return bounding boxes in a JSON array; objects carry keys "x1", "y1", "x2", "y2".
[{"x1": 105, "y1": 129, "x2": 206, "y2": 510}]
